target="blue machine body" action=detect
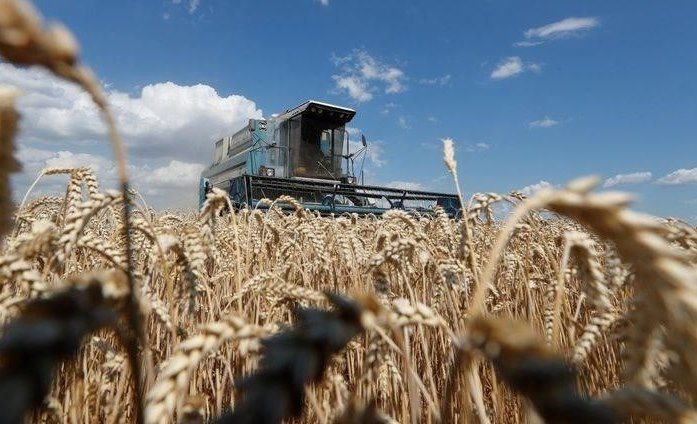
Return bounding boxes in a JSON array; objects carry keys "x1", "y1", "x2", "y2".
[{"x1": 199, "y1": 100, "x2": 461, "y2": 216}]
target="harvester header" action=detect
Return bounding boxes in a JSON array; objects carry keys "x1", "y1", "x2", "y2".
[{"x1": 199, "y1": 100, "x2": 460, "y2": 216}]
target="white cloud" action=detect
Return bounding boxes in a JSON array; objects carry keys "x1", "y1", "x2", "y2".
[
  {"x1": 527, "y1": 63, "x2": 542, "y2": 73},
  {"x1": 519, "y1": 180, "x2": 554, "y2": 196},
  {"x1": 490, "y1": 57, "x2": 541, "y2": 80},
  {"x1": 16, "y1": 148, "x2": 116, "y2": 186},
  {"x1": 47, "y1": 151, "x2": 116, "y2": 175},
  {"x1": 513, "y1": 41, "x2": 544, "y2": 48},
  {"x1": 331, "y1": 49, "x2": 406, "y2": 102},
  {"x1": 346, "y1": 126, "x2": 361, "y2": 137},
  {"x1": 528, "y1": 117, "x2": 559, "y2": 128},
  {"x1": 381, "y1": 102, "x2": 397, "y2": 115},
  {"x1": 172, "y1": 0, "x2": 200, "y2": 14},
  {"x1": 657, "y1": 168, "x2": 697, "y2": 186},
  {"x1": 365, "y1": 143, "x2": 386, "y2": 168},
  {"x1": 1, "y1": 63, "x2": 262, "y2": 208},
  {"x1": 0, "y1": 64, "x2": 262, "y2": 163},
  {"x1": 491, "y1": 57, "x2": 523, "y2": 79},
  {"x1": 603, "y1": 172, "x2": 652, "y2": 188},
  {"x1": 112, "y1": 83, "x2": 261, "y2": 160},
  {"x1": 419, "y1": 74, "x2": 451, "y2": 86},
  {"x1": 465, "y1": 142, "x2": 490, "y2": 152},
  {"x1": 524, "y1": 17, "x2": 599, "y2": 40},
  {"x1": 13, "y1": 148, "x2": 115, "y2": 200},
  {"x1": 332, "y1": 75, "x2": 372, "y2": 102},
  {"x1": 427, "y1": 116, "x2": 437, "y2": 123},
  {"x1": 144, "y1": 160, "x2": 205, "y2": 189},
  {"x1": 15, "y1": 146, "x2": 206, "y2": 208},
  {"x1": 397, "y1": 116, "x2": 410, "y2": 129},
  {"x1": 347, "y1": 138, "x2": 385, "y2": 168},
  {"x1": 317, "y1": 0, "x2": 329, "y2": 5},
  {"x1": 385, "y1": 180, "x2": 424, "y2": 191}
]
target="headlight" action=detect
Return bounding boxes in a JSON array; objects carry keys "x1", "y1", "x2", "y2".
[{"x1": 259, "y1": 166, "x2": 275, "y2": 177}]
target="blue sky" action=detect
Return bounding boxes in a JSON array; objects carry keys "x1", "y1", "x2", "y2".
[{"x1": 3, "y1": 0, "x2": 696, "y2": 220}]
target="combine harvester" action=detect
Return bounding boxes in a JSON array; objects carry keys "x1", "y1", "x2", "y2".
[{"x1": 199, "y1": 100, "x2": 461, "y2": 216}]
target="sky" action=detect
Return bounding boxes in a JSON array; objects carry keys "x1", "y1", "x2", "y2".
[{"x1": 1, "y1": 0, "x2": 696, "y2": 221}]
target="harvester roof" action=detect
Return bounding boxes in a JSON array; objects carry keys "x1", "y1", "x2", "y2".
[{"x1": 277, "y1": 100, "x2": 356, "y2": 125}]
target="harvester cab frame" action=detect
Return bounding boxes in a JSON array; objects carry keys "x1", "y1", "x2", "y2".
[
  {"x1": 199, "y1": 100, "x2": 461, "y2": 216},
  {"x1": 276, "y1": 100, "x2": 357, "y2": 183}
]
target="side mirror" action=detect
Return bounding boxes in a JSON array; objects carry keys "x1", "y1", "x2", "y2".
[{"x1": 361, "y1": 135, "x2": 367, "y2": 147}]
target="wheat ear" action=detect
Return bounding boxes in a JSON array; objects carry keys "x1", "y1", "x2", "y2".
[
  {"x1": 463, "y1": 315, "x2": 617, "y2": 423},
  {"x1": 0, "y1": 270, "x2": 128, "y2": 423},
  {"x1": 0, "y1": 3, "x2": 144, "y2": 418},
  {"x1": 214, "y1": 293, "x2": 379, "y2": 423},
  {"x1": 145, "y1": 316, "x2": 270, "y2": 424}
]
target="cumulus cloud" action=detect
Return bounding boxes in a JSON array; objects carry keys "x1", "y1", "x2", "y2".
[
  {"x1": 524, "y1": 17, "x2": 599, "y2": 40},
  {"x1": 12, "y1": 148, "x2": 113, "y2": 201},
  {"x1": 14, "y1": 146, "x2": 206, "y2": 208},
  {"x1": 143, "y1": 160, "x2": 205, "y2": 190},
  {"x1": 528, "y1": 117, "x2": 559, "y2": 128},
  {"x1": 2, "y1": 63, "x2": 262, "y2": 208},
  {"x1": 331, "y1": 49, "x2": 406, "y2": 102},
  {"x1": 519, "y1": 180, "x2": 554, "y2": 196},
  {"x1": 657, "y1": 168, "x2": 697, "y2": 185},
  {"x1": 17, "y1": 148, "x2": 116, "y2": 188},
  {"x1": 603, "y1": 172, "x2": 652, "y2": 188},
  {"x1": 332, "y1": 75, "x2": 372, "y2": 102},
  {"x1": 0, "y1": 63, "x2": 262, "y2": 163},
  {"x1": 490, "y1": 57, "x2": 541, "y2": 80}
]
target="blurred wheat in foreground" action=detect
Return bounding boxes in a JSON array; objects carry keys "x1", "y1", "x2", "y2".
[
  {"x1": 1, "y1": 0, "x2": 697, "y2": 423},
  {"x1": 1, "y1": 168, "x2": 696, "y2": 423}
]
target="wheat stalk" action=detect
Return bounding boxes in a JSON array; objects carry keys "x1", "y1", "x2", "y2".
[
  {"x1": 145, "y1": 315, "x2": 270, "y2": 424},
  {"x1": 0, "y1": 86, "x2": 21, "y2": 239},
  {"x1": 0, "y1": 270, "x2": 128, "y2": 423}
]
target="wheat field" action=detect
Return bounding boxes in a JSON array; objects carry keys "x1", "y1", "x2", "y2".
[{"x1": 1, "y1": 1, "x2": 697, "y2": 423}]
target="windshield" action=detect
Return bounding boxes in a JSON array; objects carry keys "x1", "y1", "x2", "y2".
[{"x1": 289, "y1": 115, "x2": 345, "y2": 179}]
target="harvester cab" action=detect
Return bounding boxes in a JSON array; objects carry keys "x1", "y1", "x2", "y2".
[{"x1": 199, "y1": 100, "x2": 461, "y2": 216}]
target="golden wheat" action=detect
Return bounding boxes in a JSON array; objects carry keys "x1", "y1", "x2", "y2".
[{"x1": 1, "y1": 1, "x2": 696, "y2": 422}]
